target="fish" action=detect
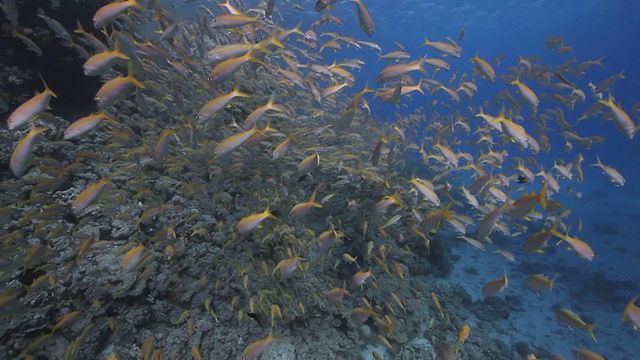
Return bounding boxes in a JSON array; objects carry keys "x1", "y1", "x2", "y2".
[
  {"x1": 7, "y1": 77, "x2": 56, "y2": 130},
  {"x1": 214, "y1": 126, "x2": 258, "y2": 158},
  {"x1": 469, "y1": 53, "x2": 496, "y2": 82},
  {"x1": 422, "y1": 36, "x2": 461, "y2": 58},
  {"x1": 121, "y1": 245, "x2": 144, "y2": 271},
  {"x1": 597, "y1": 93, "x2": 636, "y2": 139},
  {"x1": 10, "y1": 127, "x2": 48, "y2": 177},
  {"x1": 511, "y1": 77, "x2": 539, "y2": 110},
  {"x1": 523, "y1": 218, "x2": 560, "y2": 254},
  {"x1": 482, "y1": 269, "x2": 508, "y2": 297},
  {"x1": 210, "y1": 14, "x2": 259, "y2": 28},
  {"x1": 272, "y1": 135, "x2": 295, "y2": 160},
  {"x1": 237, "y1": 208, "x2": 276, "y2": 234},
  {"x1": 526, "y1": 274, "x2": 556, "y2": 292},
  {"x1": 315, "y1": 0, "x2": 340, "y2": 11},
  {"x1": 93, "y1": 0, "x2": 143, "y2": 29},
  {"x1": 83, "y1": 44, "x2": 130, "y2": 76},
  {"x1": 351, "y1": 0, "x2": 374, "y2": 37},
  {"x1": 376, "y1": 57, "x2": 427, "y2": 83},
  {"x1": 409, "y1": 177, "x2": 441, "y2": 207},
  {"x1": 289, "y1": 191, "x2": 322, "y2": 220},
  {"x1": 154, "y1": 129, "x2": 176, "y2": 167},
  {"x1": 272, "y1": 257, "x2": 302, "y2": 278},
  {"x1": 326, "y1": 287, "x2": 350, "y2": 304},
  {"x1": 72, "y1": 179, "x2": 111, "y2": 214},
  {"x1": 95, "y1": 62, "x2": 144, "y2": 109},
  {"x1": 430, "y1": 292, "x2": 445, "y2": 319},
  {"x1": 455, "y1": 324, "x2": 470, "y2": 355},
  {"x1": 297, "y1": 152, "x2": 320, "y2": 176},
  {"x1": 591, "y1": 155, "x2": 625, "y2": 186},
  {"x1": 197, "y1": 88, "x2": 251, "y2": 123},
  {"x1": 552, "y1": 230, "x2": 594, "y2": 261},
  {"x1": 64, "y1": 112, "x2": 109, "y2": 140},
  {"x1": 240, "y1": 334, "x2": 278, "y2": 360},
  {"x1": 11, "y1": 31, "x2": 42, "y2": 56},
  {"x1": 572, "y1": 349, "x2": 604, "y2": 360},
  {"x1": 508, "y1": 181, "x2": 548, "y2": 218},
  {"x1": 555, "y1": 309, "x2": 598, "y2": 343},
  {"x1": 622, "y1": 297, "x2": 640, "y2": 330},
  {"x1": 352, "y1": 269, "x2": 375, "y2": 287}
]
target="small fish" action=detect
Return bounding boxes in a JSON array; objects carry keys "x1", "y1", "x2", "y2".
[
  {"x1": 95, "y1": 62, "x2": 144, "y2": 109},
  {"x1": 72, "y1": 179, "x2": 111, "y2": 214},
  {"x1": 469, "y1": 53, "x2": 496, "y2": 82},
  {"x1": 422, "y1": 35, "x2": 461, "y2": 58},
  {"x1": 482, "y1": 269, "x2": 508, "y2": 297},
  {"x1": 376, "y1": 57, "x2": 427, "y2": 83},
  {"x1": 572, "y1": 349, "x2": 604, "y2": 360},
  {"x1": 10, "y1": 127, "x2": 47, "y2": 177},
  {"x1": 64, "y1": 112, "x2": 109, "y2": 139},
  {"x1": 197, "y1": 88, "x2": 250, "y2": 123},
  {"x1": 622, "y1": 297, "x2": 640, "y2": 330},
  {"x1": 326, "y1": 287, "x2": 350, "y2": 304},
  {"x1": 7, "y1": 77, "x2": 56, "y2": 130},
  {"x1": 315, "y1": 0, "x2": 339, "y2": 11},
  {"x1": 455, "y1": 324, "x2": 470, "y2": 355},
  {"x1": 214, "y1": 126, "x2": 258, "y2": 158},
  {"x1": 591, "y1": 155, "x2": 625, "y2": 186},
  {"x1": 342, "y1": 253, "x2": 359, "y2": 268},
  {"x1": 154, "y1": 129, "x2": 176, "y2": 167},
  {"x1": 240, "y1": 334, "x2": 278, "y2": 360},
  {"x1": 93, "y1": 0, "x2": 143, "y2": 29},
  {"x1": 272, "y1": 257, "x2": 303, "y2": 278},
  {"x1": 121, "y1": 245, "x2": 144, "y2": 271},
  {"x1": 237, "y1": 208, "x2": 276, "y2": 234},
  {"x1": 210, "y1": 13, "x2": 259, "y2": 28},
  {"x1": 50, "y1": 310, "x2": 82, "y2": 334},
  {"x1": 552, "y1": 230, "x2": 594, "y2": 261},
  {"x1": 378, "y1": 214, "x2": 402, "y2": 230},
  {"x1": 83, "y1": 45, "x2": 130, "y2": 76},
  {"x1": 526, "y1": 274, "x2": 556, "y2": 292},
  {"x1": 555, "y1": 309, "x2": 597, "y2": 343},
  {"x1": 351, "y1": 0, "x2": 374, "y2": 37},
  {"x1": 352, "y1": 269, "x2": 375, "y2": 287},
  {"x1": 511, "y1": 77, "x2": 539, "y2": 110},
  {"x1": 11, "y1": 31, "x2": 42, "y2": 56},
  {"x1": 297, "y1": 152, "x2": 320, "y2": 176},
  {"x1": 430, "y1": 292, "x2": 445, "y2": 319}
]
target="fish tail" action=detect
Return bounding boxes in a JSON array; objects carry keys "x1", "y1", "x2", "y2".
[
  {"x1": 114, "y1": 38, "x2": 130, "y2": 60},
  {"x1": 441, "y1": 203, "x2": 453, "y2": 220},
  {"x1": 549, "y1": 273, "x2": 558, "y2": 291},
  {"x1": 74, "y1": 20, "x2": 85, "y2": 34},
  {"x1": 38, "y1": 73, "x2": 57, "y2": 98},
  {"x1": 538, "y1": 181, "x2": 548, "y2": 209},
  {"x1": 550, "y1": 229, "x2": 565, "y2": 245},
  {"x1": 588, "y1": 324, "x2": 598, "y2": 343},
  {"x1": 590, "y1": 155, "x2": 603, "y2": 168},
  {"x1": 27, "y1": 127, "x2": 48, "y2": 141},
  {"x1": 131, "y1": 0, "x2": 145, "y2": 10},
  {"x1": 126, "y1": 61, "x2": 145, "y2": 89}
]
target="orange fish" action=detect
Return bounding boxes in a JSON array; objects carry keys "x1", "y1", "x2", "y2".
[
  {"x1": 482, "y1": 269, "x2": 508, "y2": 297},
  {"x1": 455, "y1": 324, "x2": 470, "y2": 355}
]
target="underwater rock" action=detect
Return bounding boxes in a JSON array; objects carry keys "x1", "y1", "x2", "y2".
[
  {"x1": 472, "y1": 297, "x2": 511, "y2": 322},
  {"x1": 396, "y1": 337, "x2": 437, "y2": 359},
  {"x1": 260, "y1": 340, "x2": 295, "y2": 360}
]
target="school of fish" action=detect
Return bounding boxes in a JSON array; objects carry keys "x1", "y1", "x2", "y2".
[{"x1": 1, "y1": 0, "x2": 639, "y2": 359}]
